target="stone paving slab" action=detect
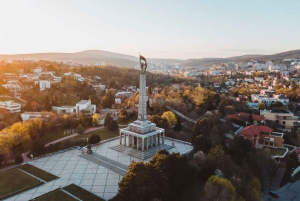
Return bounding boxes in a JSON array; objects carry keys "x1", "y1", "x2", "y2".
[{"x1": 4, "y1": 137, "x2": 192, "y2": 201}]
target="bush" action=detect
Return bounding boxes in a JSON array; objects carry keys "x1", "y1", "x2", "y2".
[
  {"x1": 32, "y1": 138, "x2": 45, "y2": 155},
  {"x1": 15, "y1": 155, "x2": 23, "y2": 164},
  {"x1": 76, "y1": 124, "x2": 85, "y2": 135},
  {"x1": 89, "y1": 134, "x2": 101, "y2": 144},
  {"x1": 108, "y1": 120, "x2": 119, "y2": 131}
]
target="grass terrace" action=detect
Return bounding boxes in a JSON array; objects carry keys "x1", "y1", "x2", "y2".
[
  {"x1": 63, "y1": 184, "x2": 105, "y2": 201},
  {"x1": 31, "y1": 189, "x2": 78, "y2": 201},
  {"x1": 66, "y1": 128, "x2": 119, "y2": 144},
  {"x1": 0, "y1": 168, "x2": 43, "y2": 200},
  {"x1": 19, "y1": 164, "x2": 58, "y2": 182},
  {"x1": 262, "y1": 146, "x2": 288, "y2": 157},
  {"x1": 283, "y1": 144, "x2": 296, "y2": 152}
]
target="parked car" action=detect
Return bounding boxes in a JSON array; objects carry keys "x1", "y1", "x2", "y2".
[{"x1": 269, "y1": 191, "x2": 279, "y2": 198}]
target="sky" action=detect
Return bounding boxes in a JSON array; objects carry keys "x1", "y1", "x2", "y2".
[{"x1": 0, "y1": 0, "x2": 299, "y2": 59}]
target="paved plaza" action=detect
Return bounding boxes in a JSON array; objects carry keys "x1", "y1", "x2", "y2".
[{"x1": 5, "y1": 137, "x2": 193, "y2": 201}]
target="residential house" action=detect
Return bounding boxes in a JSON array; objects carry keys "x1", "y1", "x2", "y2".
[
  {"x1": 260, "y1": 109, "x2": 298, "y2": 131},
  {"x1": 76, "y1": 100, "x2": 96, "y2": 115},
  {"x1": 0, "y1": 101, "x2": 21, "y2": 113},
  {"x1": 52, "y1": 106, "x2": 76, "y2": 114},
  {"x1": 238, "y1": 125, "x2": 284, "y2": 148},
  {"x1": 225, "y1": 112, "x2": 265, "y2": 126},
  {"x1": 21, "y1": 112, "x2": 52, "y2": 121}
]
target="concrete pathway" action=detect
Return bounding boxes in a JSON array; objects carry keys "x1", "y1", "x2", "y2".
[{"x1": 271, "y1": 168, "x2": 286, "y2": 190}]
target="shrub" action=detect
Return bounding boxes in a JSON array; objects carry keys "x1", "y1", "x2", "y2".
[
  {"x1": 15, "y1": 155, "x2": 23, "y2": 164},
  {"x1": 108, "y1": 120, "x2": 119, "y2": 131},
  {"x1": 89, "y1": 134, "x2": 101, "y2": 144},
  {"x1": 32, "y1": 138, "x2": 45, "y2": 155},
  {"x1": 76, "y1": 124, "x2": 85, "y2": 135}
]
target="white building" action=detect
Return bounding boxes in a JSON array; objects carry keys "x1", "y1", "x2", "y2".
[
  {"x1": 21, "y1": 112, "x2": 52, "y2": 121},
  {"x1": 184, "y1": 71, "x2": 199, "y2": 77},
  {"x1": 31, "y1": 67, "x2": 43, "y2": 74},
  {"x1": 2, "y1": 83, "x2": 21, "y2": 94},
  {"x1": 115, "y1": 91, "x2": 132, "y2": 98},
  {"x1": 34, "y1": 80, "x2": 51, "y2": 91},
  {"x1": 0, "y1": 101, "x2": 21, "y2": 113},
  {"x1": 76, "y1": 100, "x2": 96, "y2": 115},
  {"x1": 253, "y1": 63, "x2": 267, "y2": 71},
  {"x1": 91, "y1": 84, "x2": 105, "y2": 91},
  {"x1": 251, "y1": 94, "x2": 289, "y2": 106},
  {"x1": 52, "y1": 106, "x2": 76, "y2": 114}
]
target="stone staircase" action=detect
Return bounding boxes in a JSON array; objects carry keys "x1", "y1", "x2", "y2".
[
  {"x1": 109, "y1": 144, "x2": 126, "y2": 152},
  {"x1": 128, "y1": 144, "x2": 173, "y2": 160},
  {"x1": 79, "y1": 153, "x2": 128, "y2": 176},
  {"x1": 110, "y1": 143, "x2": 174, "y2": 160}
]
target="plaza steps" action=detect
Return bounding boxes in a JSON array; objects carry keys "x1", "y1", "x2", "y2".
[
  {"x1": 79, "y1": 153, "x2": 128, "y2": 176},
  {"x1": 128, "y1": 144, "x2": 173, "y2": 160},
  {"x1": 109, "y1": 144, "x2": 127, "y2": 152},
  {"x1": 110, "y1": 143, "x2": 174, "y2": 160}
]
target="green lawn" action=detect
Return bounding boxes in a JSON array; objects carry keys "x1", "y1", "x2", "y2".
[
  {"x1": 0, "y1": 96, "x2": 27, "y2": 105},
  {"x1": 63, "y1": 184, "x2": 105, "y2": 201},
  {"x1": 43, "y1": 129, "x2": 69, "y2": 144},
  {"x1": 0, "y1": 168, "x2": 42, "y2": 199},
  {"x1": 262, "y1": 146, "x2": 287, "y2": 157},
  {"x1": 32, "y1": 189, "x2": 78, "y2": 201},
  {"x1": 283, "y1": 145, "x2": 295, "y2": 152},
  {"x1": 19, "y1": 164, "x2": 58, "y2": 182},
  {"x1": 67, "y1": 128, "x2": 119, "y2": 144}
]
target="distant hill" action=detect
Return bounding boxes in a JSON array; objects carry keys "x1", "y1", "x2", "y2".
[
  {"x1": 0, "y1": 50, "x2": 139, "y2": 68},
  {"x1": 248, "y1": 49, "x2": 300, "y2": 61},
  {"x1": 0, "y1": 49, "x2": 299, "y2": 68}
]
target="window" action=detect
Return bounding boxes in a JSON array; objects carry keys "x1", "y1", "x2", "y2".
[
  {"x1": 283, "y1": 121, "x2": 286, "y2": 125},
  {"x1": 276, "y1": 120, "x2": 279, "y2": 123},
  {"x1": 269, "y1": 142, "x2": 274, "y2": 147},
  {"x1": 283, "y1": 116, "x2": 286, "y2": 120}
]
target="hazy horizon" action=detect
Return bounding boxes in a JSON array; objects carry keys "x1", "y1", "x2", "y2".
[{"x1": 1, "y1": 0, "x2": 300, "y2": 59}]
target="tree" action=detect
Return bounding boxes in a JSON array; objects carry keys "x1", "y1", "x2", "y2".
[
  {"x1": 115, "y1": 162, "x2": 167, "y2": 201},
  {"x1": 102, "y1": 90, "x2": 115, "y2": 108},
  {"x1": 76, "y1": 124, "x2": 85, "y2": 135},
  {"x1": 89, "y1": 134, "x2": 101, "y2": 144},
  {"x1": 92, "y1": 113, "x2": 101, "y2": 125},
  {"x1": 149, "y1": 115, "x2": 169, "y2": 128},
  {"x1": 15, "y1": 155, "x2": 23, "y2": 164},
  {"x1": 208, "y1": 145, "x2": 225, "y2": 160},
  {"x1": 192, "y1": 135, "x2": 212, "y2": 153},
  {"x1": 150, "y1": 151, "x2": 192, "y2": 200},
  {"x1": 204, "y1": 175, "x2": 236, "y2": 201},
  {"x1": 248, "y1": 113, "x2": 254, "y2": 125},
  {"x1": 31, "y1": 138, "x2": 45, "y2": 155},
  {"x1": 108, "y1": 120, "x2": 118, "y2": 131},
  {"x1": 104, "y1": 113, "x2": 113, "y2": 127},
  {"x1": 257, "y1": 102, "x2": 266, "y2": 111},
  {"x1": 193, "y1": 118, "x2": 213, "y2": 141},
  {"x1": 173, "y1": 116, "x2": 182, "y2": 131},
  {"x1": 161, "y1": 111, "x2": 177, "y2": 127}
]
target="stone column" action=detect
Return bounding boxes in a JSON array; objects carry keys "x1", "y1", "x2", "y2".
[
  {"x1": 124, "y1": 134, "x2": 127, "y2": 146},
  {"x1": 119, "y1": 131, "x2": 122, "y2": 145},
  {"x1": 146, "y1": 137, "x2": 148, "y2": 150},
  {"x1": 132, "y1": 136, "x2": 135, "y2": 148},
  {"x1": 158, "y1": 133, "x2": 161, "y2": 145},
  {"x1": 137, "y1": 137, "x2": 139, "y2": 150},
  {"x1": 162, "y1": 131, "x2": 164, "y2": 144},
  {"x1": 142, "y1": 137, "x2": 144, "y2": 151}
]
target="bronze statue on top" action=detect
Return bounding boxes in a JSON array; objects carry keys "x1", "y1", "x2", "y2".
[{"x1": 139, "y1": 55, "x2": 147, "y2": 74}]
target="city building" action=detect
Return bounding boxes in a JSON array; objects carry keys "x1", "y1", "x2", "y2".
[
  {"x1": 225, "y1": 112, "x2": 265, "y2": 126},
  {"x1": 0, "y1": 101, "x2": 21, "y2": 113},
  {"x1": 21, "y1": 112, "x2": 52, "y2": 121},
  {"x1": 260, "y1": 109, "x2": 298, "y2": 131}
]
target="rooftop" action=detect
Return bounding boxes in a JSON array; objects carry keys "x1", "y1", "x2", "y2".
[
  {"x1": 239, "y1": 125, "x2": 273, "y2": 137},
  {"x1": 226, "y1": 112, "x2": 265, "y2": 121},
  {"x1": 77, "y1": 100, "x2": 89, "y2": 104}
]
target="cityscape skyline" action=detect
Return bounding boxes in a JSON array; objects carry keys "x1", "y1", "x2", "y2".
[{"x1": 0, "y1": 0, "x2": 300, "y2": 59}]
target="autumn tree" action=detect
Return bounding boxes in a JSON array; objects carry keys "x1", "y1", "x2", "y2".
[
  {"x1": 104, "y1": 113, "x2": 113, "y2": 127},
  {"x1": 204, "y1": 175, "x2": 236, "y2": 201},
  {"x1": 92, "y1": 113, "x2": 101, "y2": 125},
  {"x1": 115, "y1": 161, "x2": 167, "y2": 201},
  {"x1": 161, "y1": 111, "x2": 177, "y2": 127}
]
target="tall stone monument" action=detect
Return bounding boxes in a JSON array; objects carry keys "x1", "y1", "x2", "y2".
[{"x1": 118, "y1": 55, "x2": 165, "y2": 152}]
